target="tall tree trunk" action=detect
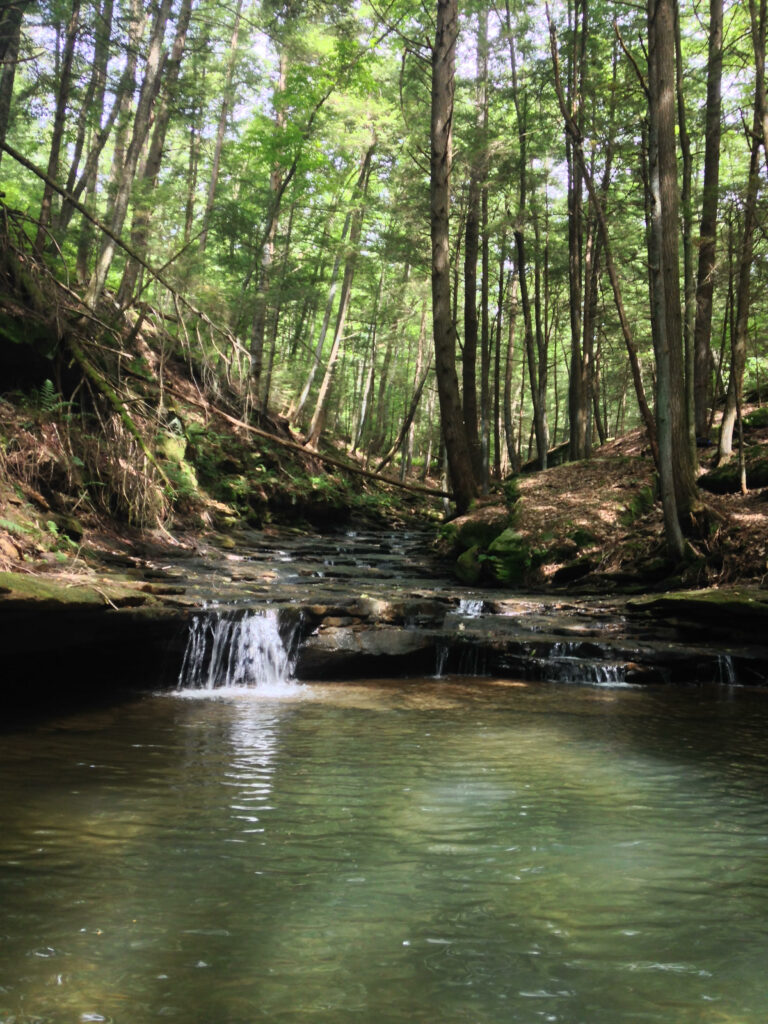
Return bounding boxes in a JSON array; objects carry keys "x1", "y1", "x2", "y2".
[
  {"x1": 503, "y1": 269, "x2": 521, "y2": 473},
  {"x1": 565, "y1": 0, "x2": 589, "y2": 460},
  {"x1": 199, "y1": 0, "x2": 243, "y2": 254},
  {"x1": 305, "y1": 143, "x2": 374, "y2": 448},
  {"x1": 85, "y1": 0, "x2": 172, "y2": 308},
  {"x1": 693, "y1": 0, "x2": 723, "y2": 440},
  {"x1": 515, "y1": 230, "x2": 548, "y2": 468},
  {"x1": 0, "y1": 1, "x2": 27, "y2": 159},
  {"x1": 118, "y1": 0, "x2": 194, "y2": 305},
  {"x1": 59, "y1": 0, "x2": 143, "y2": 237},
  {"x1": 251, "y1": 50, "x2": 288, "y2": 401},
  {"x1": 719, "y1": 0, "x2": 764, "y2": 461},
  {"x1": 548, "y1": 15, "x2": 659, "y2": 464},
  {"x1": 463, "y1": 174, "x2": 481, "y2": 477},
  {"x1": 674, "y1": 1, "x2": 697, "y2": 467},
  {"x1": 430, "y1": 0, "x2": 477, "y2": 513},
  {"x1": 648, "y1": 0, "x2": 688, "y2": 557},
  {"x1": 35, "y1": 0, "x2": 81, "y2": 251},
  {"x1": 55, "y1": 0, "x2": 113, "y2": 233}
]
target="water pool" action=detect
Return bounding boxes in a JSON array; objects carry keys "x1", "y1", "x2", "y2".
[{"x1": 1, "y1": 678, "x2": 767, "y2": 1023}]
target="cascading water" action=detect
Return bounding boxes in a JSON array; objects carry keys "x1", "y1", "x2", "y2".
[
  {"x1": 457, "y1": 598, "x2": 485, "y2": 617},
  {"x1": 177, "y1": 608, "x2": 301, "y2": 695}
]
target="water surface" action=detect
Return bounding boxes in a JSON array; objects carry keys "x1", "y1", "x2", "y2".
[{"x1": 2, "y1": 679, "x2": 768, "y2": 1023}]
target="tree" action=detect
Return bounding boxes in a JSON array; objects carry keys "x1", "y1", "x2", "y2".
[
  {"x1": 693, "y1": 0, "x2": 723, "y2": 441},
  {"x1": 430, "y1": 0, "x2": 477, "y2": 513}
]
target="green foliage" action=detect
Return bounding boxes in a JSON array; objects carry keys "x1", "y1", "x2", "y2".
[{"x1": 744, "y1": 406, "x2": 768, "y2": 429}]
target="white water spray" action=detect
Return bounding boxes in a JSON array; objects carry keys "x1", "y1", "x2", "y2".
[{"x1": 177, "y1": 609, "x2": 301, "y2": 695}]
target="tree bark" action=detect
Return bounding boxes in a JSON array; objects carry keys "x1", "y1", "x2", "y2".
[
  {"x1": 251, "y1": 50, "x2": 288, "y2": 400},
  {"x1": 648, "y1": 0, "x2": 688, "y2": 557},
  {"x1": 430, "y1": 0, "x2": 477, "y2": 513},
  {"x1": 35, "y1": 0, "x2": 81, "y2": 251},
  {"x1": 693, "y1": 0, "x2": 723, "y2": 440},
  {"x1": 85, "y1": 0, "x2": 172, "y2": 308},
  {"x1": 199, "y1": 0, "x2": 243, "y2": 254},
  {"x1": 118, "y1": 0, "x2": 194, "y2": 305},
  {"x1": 305, "y1": 143, "x2": 375, "y2": 448},
  {"x1": 0, "y1": 2, "x2": 26, "y2": 161}
]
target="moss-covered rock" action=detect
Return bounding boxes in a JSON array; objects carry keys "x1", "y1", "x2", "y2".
[
  {"x1": 698, "y1": 456, "x2": 768, "y2": 494},
  {"x1": 455, "y1": 544, "x2": 483, "y2": 585},
  {"x1": 486, "y1": 527, "x2": 531, "y2": 585},
  {"x1": 442, "y1": 505, "x2": 511, "y2": 553}
]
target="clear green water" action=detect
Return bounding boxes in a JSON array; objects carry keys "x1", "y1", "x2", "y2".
[{"x1": 2, "y1": 679, "x2": 768, "y2": 1024}]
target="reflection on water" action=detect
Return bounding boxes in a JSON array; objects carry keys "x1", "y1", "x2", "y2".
[{"x1": 1, "y1": 679, "x2": 768, "y2": 1023}]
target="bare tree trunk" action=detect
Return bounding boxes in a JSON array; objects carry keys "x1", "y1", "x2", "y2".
[
  {"x1": 250, "y1": 50, "x2": 288, "y2": 400},
  {"x1": 55, "y1": 0, "x2": 113, "y2": 232},
  {"x1": 305, "y1": 143, "x2": 375, "y2": 448},
  {"x1": 463, "y1": 173, "x2": 481, "y2": 477},
  {"x1": 199, "y1": 0, "x2": 243, "y2": 254},
  {"x1": 0, "y1": 1, "x2": 27, "y2": 159},
  {"x1": 292, "y1": 201, "x2": 348, "y2": 421},
  {"x1": 648, "y1": 0, "x2": 688, "y2": 557},
  {"x1": 693, "y1": 0, "x2": 723, "y2": 440},
  {"x1": 503, "y1": 269, "x2": 521, "y2": 472},
  {"x1": 118, "y1": 0, "x2": 194, "y2": 305},
  {"x1": 548, "y1": 15, "x2": 659, "y2": 464},
  {"x1": 85, "y1": 0, "x2": 172, "y2": 308},
  {"x1": 35, "y1": 0, "x2": 81, "y2": 251},
  {"x1": 430, "y1": 0, "x2": 477, "y2": 513}
]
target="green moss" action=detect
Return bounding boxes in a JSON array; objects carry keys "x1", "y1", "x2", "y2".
[
  {"x1": 744, "y1": 406, "x2": 768, "y2": 429},
  {"x1": 455, "y1": 544, "x2": 483, "y2": 585},
  {"x1": 698, "y1": 455, "x2": 768, "y2": 494},
  {"x1": 486, "y1": 528, "x2": 532, "y2": 585}
]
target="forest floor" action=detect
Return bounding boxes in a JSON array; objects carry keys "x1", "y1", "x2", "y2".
[{"x1": 512, "y1": 425, "x2": 768, "y2": 590}]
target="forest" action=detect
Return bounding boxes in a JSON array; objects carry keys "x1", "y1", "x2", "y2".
[{"x1": 0, "y1": 0, "x2": 766, "y2": 582}]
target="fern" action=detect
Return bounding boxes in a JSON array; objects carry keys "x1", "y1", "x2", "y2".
[{"x1": 38, "y1": 378, "x2": 58, "y2": 412}]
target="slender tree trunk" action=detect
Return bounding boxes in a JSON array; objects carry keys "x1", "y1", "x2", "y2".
[
  {"x1": 648, "y1": 0, "x2": 688, "y2": 557},
  {"x1": 548, "y1": 15, "x2": 659, "y2": 464},
  {"x1": 55, "y1": 0, "x2": 113, "y2": 232},
  {"x1": 250, "y1": 50, "x2": 288, "y2": 399},
  {"x1": 504, "y1": 269, "x2": 521, "y2": 472},
  {"x1": 0, "y1": 2, "x2": 27, "y2": 160},
  {"x1": 305, "y1": 143, "x2": 374, "y2": 447},
  {"x1": 35, "y1": 0, "x2": 81, "y2": 251},
  {"x1": 85, "y1": 0, "x2": 172, "y2": 308},
  {"x1": 463, "y1": 173, "x2": 481, "y2": 478},
  {"x1": 515, "y1": 230, "x2": 547, "y2": 468},
  {"x1": 430, "y1": 0, "x2": 477, "y2": 513},
  {"x1": 693, "y1": 0, "x2": 723, "y2": 441},
  {"x1": 118, "y1": 0, "x2": 194, "y2": 305},
  {"x1": 199, "y1": 0, "x2": 243, "y2": 254},
  {"x1": 674, "y1": 2, "x2": 697, "y2": 467}
]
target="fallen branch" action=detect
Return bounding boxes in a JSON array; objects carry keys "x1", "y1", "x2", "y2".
[{"x1": 169, "y1": 385, "x2": 452, "y2": 500}]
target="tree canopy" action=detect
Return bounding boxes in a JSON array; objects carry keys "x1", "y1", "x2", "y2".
[{"x1": 1, "y1": 0, "x2": 767, "y2": 548}]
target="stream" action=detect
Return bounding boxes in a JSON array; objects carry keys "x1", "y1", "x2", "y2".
[{"x1": 2, "y1": 524, "x2": 768, "y2": 1022}]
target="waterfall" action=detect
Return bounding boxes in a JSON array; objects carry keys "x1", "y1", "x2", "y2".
[
  {"x1": 716, "y1": 654, "x2": 737, "y2": 686},
  {"x1": 177, "y1": 608, "x2": 301, "y2": 695},
  {"x1": 457, "y1": 599, "x2": 485, "y2": 617}
]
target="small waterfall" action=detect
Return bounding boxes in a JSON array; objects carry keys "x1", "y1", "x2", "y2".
[
  {"x1": 457, "y1": 598, "x2": 485, "y2": 617},
  {"x1": 528, "y1": 642, "x2": 630, "y2": 687},
  {"x1": 716, "y1": 653, "x2": 737, "y2": 686},
  {"x1": 434, "y1": 644, "x2": 449, "y2": 678},
  {"x1": 177, "y1": 608, "x2": 301, "y2": 694}
]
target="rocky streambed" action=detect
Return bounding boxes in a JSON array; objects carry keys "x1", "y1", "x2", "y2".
[{"x1": 2, "y1": 523, "x2": 768, "y2": 715}]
